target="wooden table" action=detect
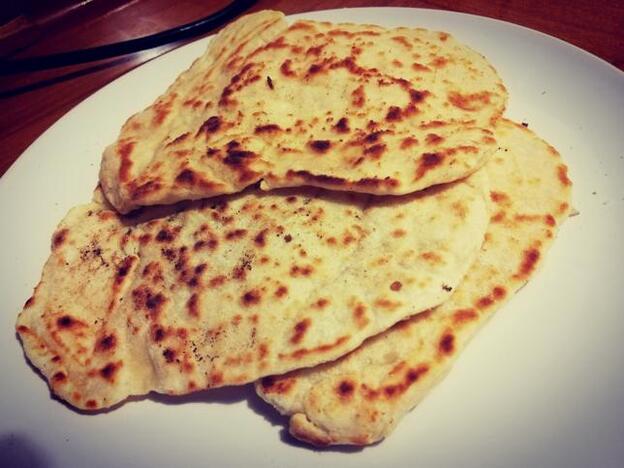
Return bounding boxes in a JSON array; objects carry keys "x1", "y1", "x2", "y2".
[{"x1": 1, "y1": 0, "x2": 622, "y2": 178}]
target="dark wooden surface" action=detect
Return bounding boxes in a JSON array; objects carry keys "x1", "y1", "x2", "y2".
[{"x1": 1, "y1": 0, "x2": 622, "y2": 178}]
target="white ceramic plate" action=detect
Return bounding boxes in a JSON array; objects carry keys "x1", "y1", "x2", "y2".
[{"x1": 1, "y1": 8, "x2": 623, "y2": 468}]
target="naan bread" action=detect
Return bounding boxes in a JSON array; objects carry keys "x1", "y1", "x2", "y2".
[
  {"x1": 16, "y1": 173, "x2": 488, "y2": 410},
  {"x1": 100, "y1": 10, "x2": 506, "y2": 213},
  {"x1": 256, "y1": 119, "x2": 573, "y2": 446}
]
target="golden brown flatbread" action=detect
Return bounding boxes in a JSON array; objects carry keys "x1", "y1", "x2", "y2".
[
  {"x1": 100, "y1": 11, "x2": 506, "y2": 213},
  {"x1": 16, "y1": 171, "x2": 488, "y2": 410},
  {"x1": 256, "y1": 119, "x2": 573, "y2": 446}
]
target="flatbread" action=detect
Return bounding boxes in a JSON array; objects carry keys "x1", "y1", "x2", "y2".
[
  {"x1": 100, "y1": 11, "x2": 506, "y2": 213},
  {"x1": 255, "y1": 119, "x2": 573, "y2": 446},
  {"x1": 16, "y1": 172, "x2": 488, "y2": 410}
]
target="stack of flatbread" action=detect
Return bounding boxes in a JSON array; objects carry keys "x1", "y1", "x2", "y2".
[{"x1": 16, "y1": 10, "x2": 572, "y2": 446}]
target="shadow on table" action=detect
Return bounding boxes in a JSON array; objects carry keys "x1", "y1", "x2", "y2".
[{"x1": 0, "y1": 55, "x2": 136, "y2": 99}]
